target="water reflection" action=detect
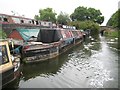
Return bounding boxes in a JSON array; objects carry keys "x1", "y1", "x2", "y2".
[
  {"x1": 21, "y1": 55, "x2": 68, "y2": 81},
  {"x1": 4, "y1": 35, "x2": 118, "y2": 88}
]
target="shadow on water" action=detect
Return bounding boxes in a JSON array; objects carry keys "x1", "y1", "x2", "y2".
[
  {"x1": 3, "y1": 35, "x2": 119, "y2": 88},
  {"x1": 21, "y1": 54, "x2": 69, "y2": 81}
]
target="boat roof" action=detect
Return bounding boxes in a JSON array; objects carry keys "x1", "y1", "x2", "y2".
[{"x1": 0, "y1": 13, "x2": 34, "y2": 20}]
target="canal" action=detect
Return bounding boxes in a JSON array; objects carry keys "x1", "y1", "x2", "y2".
[{"x1": 5, "y1": 35, "x2": 119, "y2": 88}]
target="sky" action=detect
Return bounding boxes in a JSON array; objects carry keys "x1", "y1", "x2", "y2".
[{"x1": 0, "y1": 0, "x2": 119, "y2": 25}]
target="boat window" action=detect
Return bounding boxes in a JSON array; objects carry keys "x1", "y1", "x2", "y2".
[
  {"x1": 3, "y1": 18, "x2": 8, "y2": 22},
  {"x1": 48, "y1": 23, "x2": 51, "y2": 25},
  {"x1": 21, "y1": 20, "x2": 24, "y2": 23},
  {"x1": 0, "y1": 45, "x2": 9, "y2": 65},
  {"x1": 39, "y1": 22, "x2": 41, "y2": 25},
  {"x1": 36, "y1": 21, "x2": 39, "y2": 25},
  {"x1": 32, "y1": 20, "x2": 34, "y2": 24},
  {"x1": 12, "y1": 17, "x2": 21, "y2": 23},
  {"x1": 29, "y1": 21, "x2": 31, "y2": 24},
  {"x1": 0, "y1": 17, "x2": 2, "y2": 21},
  {"x1": 44, "y1": 22, "x2": 46, "y2": 24}
]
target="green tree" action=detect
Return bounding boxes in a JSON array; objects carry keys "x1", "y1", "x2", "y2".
[
  {"x1": 35, "y1": 8, "x2": 57, "y2": 23},
  {"x1": 57, "y1": 12, "x2": 70, "y2": 25},
  {"x1": 88, "y1": 8, "x2": 104, "y2": 24},
  {"x1": 107, "y1": 9, "x2": 119, "y2": 28},
  {"x1": 70, "y1": 6, "x2": 104, "y2": 24}
]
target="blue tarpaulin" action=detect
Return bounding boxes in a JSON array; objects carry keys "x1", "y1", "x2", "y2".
[{"x1": 16, "y1": 28, "x2": 40, "y2": 41}]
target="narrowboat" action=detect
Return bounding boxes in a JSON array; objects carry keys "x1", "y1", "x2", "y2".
[
  {"x1": 8, "y1": 27, "x2": 83, "y2": 63},
  {"x1": 0, "y1": 13, "x2": 85, "y2": 63},
  {"x1": 0, "y1": 13, "x2": 53, "y2": 36},
  {"x1": 0, "y1": 40, "x2": 20, "y2": 88}
]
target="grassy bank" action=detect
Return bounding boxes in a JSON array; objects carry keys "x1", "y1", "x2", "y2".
[{"x1": 104, "y1": 30, "x2": 119, "y2": 38}]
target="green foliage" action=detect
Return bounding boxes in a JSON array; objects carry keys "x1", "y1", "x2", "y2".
[
  {"x1": 107, "y1": 9, "x2": 119, "y2": 28},
  {"x1": 68, "y1": 20, "x2": 100, "y2": 35},
  {"x1": 57, "y1": 12, "x2": 70, "y2": 25},
  {"x1": 104, "y1": 30, "x2": 118, "y2": 38},
  {"x1": 70, "y1": 6, "x2": 104, "y2": 24},
  {"x1": 67, "y1": 21, "x2": 80, "y2": 29},
  {"x1": 0, "y1": 29, "x2": 7, "y2": 39},
  {"x1": 35, "y1": 8, "x2": 57, "y2": 23},
  {"x1": 34, "y1": 15, "x2": 40, "y2": 20}
]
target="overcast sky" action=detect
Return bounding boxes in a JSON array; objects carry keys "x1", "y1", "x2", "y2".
[{"x1": 0, "y1": 0, "x2": 119, "y2": 25}]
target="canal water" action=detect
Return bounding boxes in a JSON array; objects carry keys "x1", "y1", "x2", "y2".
[{"x1": 6, "y1": 35, "x2": 119, "y2": 88}]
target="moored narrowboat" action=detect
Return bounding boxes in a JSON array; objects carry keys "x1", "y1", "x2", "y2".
[
  {"x1": 0, "y1": 13, "x2": 85, "y2": 63},
  {"x1": 0, "y1": 40, "x2": 20, "y2": 88},
  {"x1": 13, "y1": 28, "x2": 83, "y2": 63}
]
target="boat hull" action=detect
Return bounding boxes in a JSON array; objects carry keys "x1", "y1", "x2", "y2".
[
  {"x1": 23, "y1": 45, "x2": 59, "y2": 63},
  {"x1": 22, "y1": 38, "x2": 83, "y2": 63}
]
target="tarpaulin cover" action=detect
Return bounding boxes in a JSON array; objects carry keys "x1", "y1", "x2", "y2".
[
  {"x1": 16, "y1": 28, "x2": 82, "y2": 43},
  {"x1": 37, "y1": 29, "x2": 62, "y2": 43},
  {"x1": 17, "y1": 28, "x2": 40, "y2": 41}
]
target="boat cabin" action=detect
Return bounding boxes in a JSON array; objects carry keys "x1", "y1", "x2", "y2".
[{"x1": 0, "y1": 40, "x2": 20, "y2": 88}]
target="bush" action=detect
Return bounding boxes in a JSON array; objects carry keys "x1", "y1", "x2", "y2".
[
  {"x1": 104, "y1": 30, "x2": 118, "y2": 38},
  {"x1": 68, "y1": 20, "x2": 100, "y2": 36},
  {"x1": 0, "y1": 29, "x2": 7, "y2": 39}
]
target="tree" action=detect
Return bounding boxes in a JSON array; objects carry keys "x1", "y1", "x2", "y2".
[
  {"x1": 88, "y1": 8, "x2": 104, "y2": 24},
  {"x1": 57, "y1": 12, "x2": 70, "y2": 25},
  {"x1": 70, "y1": 6, "x2": 104, "y2": 24},
  {"x1": 35, "y1": 8, "x2": 57, "y2": 23},
  {"x1": 107, "y1": 9, "x2": 119, "y2": 28}
]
